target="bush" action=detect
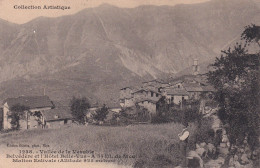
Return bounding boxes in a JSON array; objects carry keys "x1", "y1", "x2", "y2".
[
  {"x1": 92, "y1": 104, "x2": 109, "y2": 123},
  {"x1": 195, "y1": 117, "x2": 215, "y2": 144},
  {"x1": 136, "y1": 106, "x2": 151, "y2": 122},
  {"x1": 168, "y1": 101, "x2": 201, "y2": 126},
  {"x1": 70, "y1": 97, "x2": 90, "y2": 124},
  {"x1": 9, "y1": 104, "x2": 30, "y2": 130},
  {"x1": 153, "y1": 96, "x2": 171, "y2": 124},
  {"x1": 187, "y1": 117, "x2": 214, "y2": 150},
  {"x1": 169, "y1": 109, "x2": 183, "y2": 123},
  {"x1": 151, "y1": 115, "x2": 172, "y2": 124}
]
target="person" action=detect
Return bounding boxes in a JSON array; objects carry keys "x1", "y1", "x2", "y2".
[{"x1": 179, "y1": 127, "x2": 190, "y2": 167}]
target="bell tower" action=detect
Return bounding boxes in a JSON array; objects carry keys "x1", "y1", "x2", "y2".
[{"x1": 192, "y1": 59, "x2": 199, "y2": 75}]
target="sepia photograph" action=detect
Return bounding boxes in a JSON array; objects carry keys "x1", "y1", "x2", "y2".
[{"x1": 0, "y1": 0, "x2": 259, "y2": 167}]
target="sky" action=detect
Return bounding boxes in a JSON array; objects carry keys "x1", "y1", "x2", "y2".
[{"x1": 0, "y1": 0, "x2": 210, "y2": 24}]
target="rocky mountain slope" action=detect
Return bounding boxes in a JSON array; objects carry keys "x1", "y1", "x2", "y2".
[{"x1": 0, "y1": 0, "x2": 259, "y2": 105}]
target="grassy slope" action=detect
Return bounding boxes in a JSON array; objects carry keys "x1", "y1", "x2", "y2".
[{"x1": 0, "y1": 123, "x2": 196, "y2": 167}]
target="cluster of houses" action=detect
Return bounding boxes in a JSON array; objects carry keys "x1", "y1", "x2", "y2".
[
  {"x1": 119, "y1": 60, "x2": 215, "y2": 115},
  {"x1": 0, "y1": 59, "x2": 215, "y2": 130}
]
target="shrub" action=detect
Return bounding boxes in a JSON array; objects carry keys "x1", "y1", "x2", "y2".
[
  {"x1": 169, "y1": 101, "x2": 201, "y2": 126},
  {"x1": 187, "y1": 117, "x2": 214, "y2": 150},
  {"x1": 92, "y1": 104, "x2": 109, "y2": 122},
  {"x1": 70, "y1": 97, "x2": 90, "y2": 124},
  {"x1": 136, "y1": 105, "x2": 151, "y2": 122},
  {"x1": 153, "y1": 96, "x2": 171, "y2": 124},
  {"x1": 151, "y1": 115, "x2": 172, "y2": 124},
  {"x1": 9, "y1": 104, "x2": 30, "y2": 130},
  {"x1": 195, "y1": 117, "x2": 214, "y2": 144}
]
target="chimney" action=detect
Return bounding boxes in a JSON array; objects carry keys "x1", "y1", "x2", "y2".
[{"x1": 192, "y1": 59, "x2": 199, "y2": 75}]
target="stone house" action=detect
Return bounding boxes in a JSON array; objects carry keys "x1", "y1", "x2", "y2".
[
  {"x1": 41, "y1": 107, "x2": 73, "y2": 128},
  {"x1": 132, "y1": 89, "x2": 148, "y2": 101},
  {"x1": 162, "y1": 88, "x2": 189, "y2": 104},
  {"x1": 183, "y1": 83, "x2": 204, "y2": 100},
  {"x1": 145, "y1": 89, "x2": 162, "y2": 102},
  {"x1": 120, "y1": 97, "x2": 135, "y2": 107},
  {"x1": 120, "y1": 87, "x2": 133, "y2": 100},
  {"x1": 2, "y1": 95, "x2": 54, "y2": 130}
]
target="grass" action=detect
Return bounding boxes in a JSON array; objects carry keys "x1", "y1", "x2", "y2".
[{"x1": 0, "y1": 123, "x2": 197, "y2": 167}]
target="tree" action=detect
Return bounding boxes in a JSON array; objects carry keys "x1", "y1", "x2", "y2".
[
  {"x1": 182, "y1": 101, "x2": 201, "y2": 127},
  {"x1": 92, "y1": 104, "x2": 109, "y2": 123},
  {"x1": 207, "y1": 25, "x2": 260, "y2": 152},
  {"x1": 9, "y1": 104, "x2": 30, "y2": 130},
  {"x1": 136, "y1": 105, "x2": 150, "y2": 122},
  {"x1": 241, "y1": 24, "x2": 260, "y2": 47},
  {"x1": 70, "y1": 97, "x2": 90, "y2": 124},
  {"x1": 152, "y1": 96, "x2": 171, "y2": 123},
  {"x1": 156, "y1": 96, "x2": 170, "y2": 116}
]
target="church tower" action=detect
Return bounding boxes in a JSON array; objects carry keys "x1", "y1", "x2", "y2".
[{"x1": 192, "y1": 59, "x2": 200, "y2": 75}]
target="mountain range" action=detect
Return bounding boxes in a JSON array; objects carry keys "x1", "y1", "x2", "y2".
[{"x1": 0, "y1": 0, "x2": 259, "y2": 106}]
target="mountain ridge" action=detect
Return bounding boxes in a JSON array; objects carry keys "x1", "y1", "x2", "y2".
[{"x1": 0, "y1": 0, "x2": 259, "y2": 105}]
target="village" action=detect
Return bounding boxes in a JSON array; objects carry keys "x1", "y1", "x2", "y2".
[
  {"x1": 0, "y1": 59, "x2": 215, "y2": 130},
  {"x1": 0, "y1": 59, "x2": 234, "y2": 168},
  {"x1": 0, "y1": 0, "x2": 258, "y2": 166}
]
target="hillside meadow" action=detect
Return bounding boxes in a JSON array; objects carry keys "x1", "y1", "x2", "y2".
[{"x1": 0, "y1": 123, "x2": 196, "y2": 168}]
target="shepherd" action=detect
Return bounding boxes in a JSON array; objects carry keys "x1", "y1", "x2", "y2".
[{"x1": 178, "y1": 127, "x2": 190, "y2": 167}]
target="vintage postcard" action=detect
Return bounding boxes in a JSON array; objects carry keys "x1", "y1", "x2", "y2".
[{"x1": 0, "y1": 0, "x2": 259, "y2": 168}]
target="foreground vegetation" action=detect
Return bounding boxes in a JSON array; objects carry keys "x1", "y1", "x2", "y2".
[
  {"x1": 208, "y1": 24, "x2": 260, "y2": 155},
  {"x1": 0, "y1": 123, "x2": 199, "y2": 167}
]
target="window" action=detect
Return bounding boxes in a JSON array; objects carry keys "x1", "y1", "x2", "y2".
[
  {"x1": 151, "y1": 92, "x2": 154, "y2": 97},
  {"x1": 178, "y1": 85, "x2": 180, "y2": 88},
  {"x1": 64, "y1": 119, "x2": 68, "y2": 124},
  {"x1": 156, "y1": 93, "x2": 158, "y2": 97}
]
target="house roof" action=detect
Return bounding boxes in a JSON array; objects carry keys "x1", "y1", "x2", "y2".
[
  {"x1": 41, "y1": 107, "x2": 73, "y2": 121},
  {"x1": 131, "y1": 86, "x2": 142, "y2": 93},
  {"x1": 201, "y1": 85, "x2": 215, "y2": 92},
  {"x1": 136, "y1": 99, "x2": 157, "y2": 104},
  {"x1": 184, "y1": 86, "x2": 204, "y2": 92},
  {"x1": 132, "y1": 89, "x2": 148, "y2": 94},
  {"x1": 169, "y1": 80, "x2": 184, "y2": 86},
  {"x1": 183, "y1": 83, "x2": 203, "y2": 92},
  {"x1": 88, "y1": 107, "x2": 99, "y2": 111},
  {"x1": 120, "y1": 86, "x2": 134, "y2": 90},
  {"x1": 164, "y1": 89, "x2": 189, "y2": 96},
  {"x1": 146, "y1": 88, "x2": 161, "y2": 94},
  {"x1": 4, "y1": 95, "x2": 53, "y2": 109}
]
